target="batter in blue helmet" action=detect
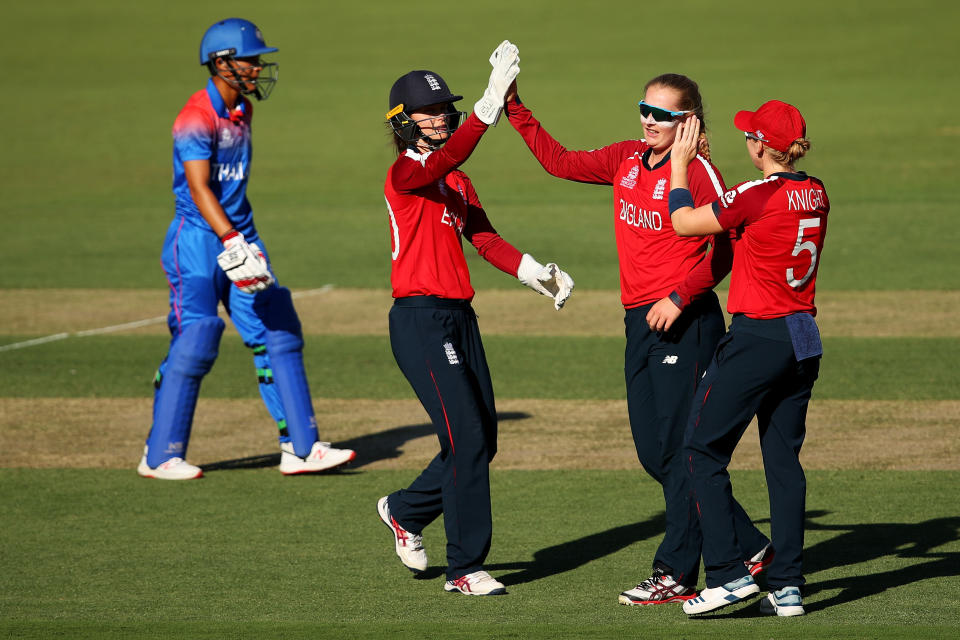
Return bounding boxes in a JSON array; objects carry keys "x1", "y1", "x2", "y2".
[{"x1": 138, "y1": 18, "x2": 355, "y2": 479}]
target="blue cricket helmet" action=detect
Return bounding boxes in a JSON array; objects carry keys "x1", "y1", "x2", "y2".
[
  {"x1": 199, "y1": 18, "x2": 279, "y2": 101},
  {"x1": 199, "y1": 18, "x2": 278, "y2": 65}
]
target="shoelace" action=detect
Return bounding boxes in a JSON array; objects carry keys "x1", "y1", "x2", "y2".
[
  {"x1": 391, "y1": 517, "x2": 424, "y2": 550},
  {"x1": 407, "y1": 531, "x2": 424, "y2": 550},
  {"x1": 636, "y1": 569, "x2": 667, "y2": 590},
  {"x1": 458, "y1": 571, "x2": 493, "y2": 586}
]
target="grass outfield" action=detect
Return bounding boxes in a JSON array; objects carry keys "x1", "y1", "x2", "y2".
[
  {"x1": 6, "y1": 1, "x2": 959, "y2": 291},
  {"x1": 4, "y1": 0, "x2": 959, "y2": 637},
  {"x1": 5, "y1": 333, "x2": 960, "y2": 400},
  {"x1": 1, "y1": 469, "x2": 958, "y2": 639}
]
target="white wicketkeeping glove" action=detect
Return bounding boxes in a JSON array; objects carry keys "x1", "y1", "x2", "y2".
[
  {"x1": 216, "y1": 231, "x2": 274, "y2": 293},
  {"x1": 474, "y1": 40, "x2": 520, "y2": 126},
  {"x1": 517, "y1": 253, "x2": 575, "y2": 311}
]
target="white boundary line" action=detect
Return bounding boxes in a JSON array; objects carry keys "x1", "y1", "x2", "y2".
[{"x1": 0, "y1": 284, "x2": 336, "y2": 353}]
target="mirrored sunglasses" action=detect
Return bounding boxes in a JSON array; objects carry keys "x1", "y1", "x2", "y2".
[{"x1": 638, "y1": 100, "x2": 689, "y2": 122}]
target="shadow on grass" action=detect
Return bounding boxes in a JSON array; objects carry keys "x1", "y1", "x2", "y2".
[
  {"x1": 200, "y1": 411, "x2": 532, "y2": 472},
  {"x1": 802, "y1": 512, "x2": 960, "y2": 613},
  {"x1": 692, "y1": 511, "x2": 960, "y2": 618},
  {"x1": 487, "y1": 512, "x2": 666, "y2": 586}
]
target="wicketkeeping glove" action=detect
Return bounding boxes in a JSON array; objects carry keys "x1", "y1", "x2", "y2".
[
  {"x1": 217, "y1": 230, "x2": 274, "y2": 294},
  {"x1": 517, "y1": 253, "x2": 575, "y2": 311},
  {"x1": 474, "y1": 40, "x2": 520, "y2": 126}
]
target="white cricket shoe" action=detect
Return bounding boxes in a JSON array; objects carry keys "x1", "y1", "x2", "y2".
[
  {"x1": 279, "y1": 441, "x2": 356, "y2": 475},
  {"x1": 745, "y1": 543, "x2": 775, "y2": 576},
  {"x1": 377, "y1": 496, "x2": 428, "y2": 573},
  {"x1": 137, "y1": 446, "x2": 203, "y2": 480},
  {"x1": 759, "y1": 586, "x2": 805, "y2": 617},
  {"x1": 682, "y1": 575, "x2": 759, "y2": 615},
  {"x1": 618, "y1": 568, "x2": 697, "y2": 605},
  {"x1": 444, "y1": 571, "x2": 507, "y2": 596}
]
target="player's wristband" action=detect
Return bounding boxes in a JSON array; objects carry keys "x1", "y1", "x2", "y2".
[
  {"x1": 668, "y1": 291, "x2": 686, "y2": 310},
  {"x1": 219, "y1": 229, "x2": 240, "y2": 243},
  {"x1": 668, "y1": 188, "x2": 694, "y2": 215}
]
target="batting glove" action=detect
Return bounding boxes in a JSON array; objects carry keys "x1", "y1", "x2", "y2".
[
  {"x1": 474, "y1": 40, "x2": 520, "y2": 126},
  {"x1": 517, "y1": 253, "x2": 575, "y2": 311},
  {"x1": 217, "y1": 230, "x2": 274, "y2": 294}
]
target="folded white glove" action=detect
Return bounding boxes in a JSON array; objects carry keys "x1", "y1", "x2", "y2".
[
  {"x1": 474, "y1": 40, "x2": 520, "y2": 126},
  {"x1": 517, "y1": 253, "x2": 575, "y2": 311},
  {"x1": 217, "y1": 232, "x2": 274, "y2": 294}
]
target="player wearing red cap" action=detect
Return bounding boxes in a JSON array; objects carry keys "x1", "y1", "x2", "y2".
[
  {"x1": 376, "y1": 42, "x2": 575, "y2": 597},
  {"x1": 668, "y1": 100, "x2": 829, "y2": 617},
  {"x1": 503, "y1": 74, "x2": 772, "y2": 606}
]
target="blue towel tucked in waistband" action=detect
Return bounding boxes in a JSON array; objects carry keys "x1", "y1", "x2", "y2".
[{"x1": 784, "y1": 312, "x2": 822, "y2": 361}]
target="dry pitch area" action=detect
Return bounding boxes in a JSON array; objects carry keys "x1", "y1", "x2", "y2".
[{"x1": 3, "y1": 288, "x2": 958, "y2": 471}]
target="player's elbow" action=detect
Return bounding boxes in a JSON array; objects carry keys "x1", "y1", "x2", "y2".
[{"x1": 671, "y1": 212, "x2": 696, "y2": 236}]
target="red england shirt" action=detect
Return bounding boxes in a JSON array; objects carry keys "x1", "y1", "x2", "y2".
[
  {"x1": 712, "y1": 172, "x2": 830, "y2": 318},
  {"x1": 506, "y1": 98, "x2": 727, "y2": 308},
  {"x1": 385, "y1": 113, "x2": 522, "y2": 300}
]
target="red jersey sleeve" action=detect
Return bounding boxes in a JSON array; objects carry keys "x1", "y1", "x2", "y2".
[
  {"x1": 389, "y1": 113, "x2": 488, "y2": 192},
  {"x1": 505, "y1": 97, "x2": 639, "y2": 185},
  {"x1": 712, "y1": 178, "x2": 771, "y2": 230},
  {"x1": 460, "y1": 176, "x2": 523, "y2": 276},
  {"x1": 672, "y1": 156, "x2": 730, "y2": 307}
]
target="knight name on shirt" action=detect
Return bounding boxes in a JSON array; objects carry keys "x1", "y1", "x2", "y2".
[{"x1": 786, "y1": 187, "x2": 826, "y2": 212}]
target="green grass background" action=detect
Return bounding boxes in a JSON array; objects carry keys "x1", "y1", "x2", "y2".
[
  {"x1": 4, "y1": 334, "x2": 960, "y2": 400},
  {"x1": 2, "y1": 469, "x2": 958, "y2": 639},
  {"x1": 4, "y1": 0, "x2": 959, "y2": 291},
  {"x1": 2, "y1": 0, "x2": 959, "y2": 638}
]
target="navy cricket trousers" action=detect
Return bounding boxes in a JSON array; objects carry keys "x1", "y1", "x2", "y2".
[
  {"x1": 625, "y1": 292, "x2": 768, "y2": 586},
  {"x1": 386, "y1": 296, "x2": 498, "y2": 580},
  {"x1": 685, "y1": 314, "x2": 820, "y2": 589}
]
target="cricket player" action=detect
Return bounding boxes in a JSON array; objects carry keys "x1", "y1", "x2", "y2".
[
  {"x1": 138, "y1": 18, "x2": 355, "y2": 479},
  {"x1": 375, "y1": 42, "x2": 575, "y2": 596},
  {"x1": 503, "y1": 73, "x2": 773, "y2": 605},
  {"x1": 669, "y1": 100, "x2": 829, "y2": 617}
]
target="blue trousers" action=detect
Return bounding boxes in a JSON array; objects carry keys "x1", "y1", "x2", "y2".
[
  {"x1": 147, "y1": 217, "x2": 308, "y2": 465},
  {"x1": 386, "y1": 297, "x2": 498, "y2": 581},
  {"x1": 625, "y1": 293, "x2": 768, "y2": 586},
  {"x1": 685, "y1": 314, "x2": 819, "y2": 589}
]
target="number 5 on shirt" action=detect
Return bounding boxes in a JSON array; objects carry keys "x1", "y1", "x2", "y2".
[{"x1": 787, "y1": 217, "x2": 821, "y2": 288}]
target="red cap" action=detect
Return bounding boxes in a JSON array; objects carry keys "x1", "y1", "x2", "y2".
[{"x1": 734, "y1": 100, "x2": 806, "y2": 153}]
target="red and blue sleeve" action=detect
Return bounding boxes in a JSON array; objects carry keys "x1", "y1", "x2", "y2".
[
  {"x1": 172, "y1": 107, "x2": 216, "y2": 162},
  {"x1": 672, "y1": 159, "x2": 732, "y2": 307}
]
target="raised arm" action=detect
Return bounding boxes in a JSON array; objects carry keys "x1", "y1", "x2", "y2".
[{"x1": 505, "y1": 93, "x2": 634, "y2": 185}]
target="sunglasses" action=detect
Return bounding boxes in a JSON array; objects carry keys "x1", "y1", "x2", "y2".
[
  {"x1": 637, "y1": 100, "x2": 690, "y2": 122},
  {"x1": 744, "y1": 132, "x2": 761, "y2": 141}
]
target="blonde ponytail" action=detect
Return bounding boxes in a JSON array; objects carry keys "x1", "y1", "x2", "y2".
[{"x1": 766, "y1": 138, "x2": 810, "y2": 167}]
